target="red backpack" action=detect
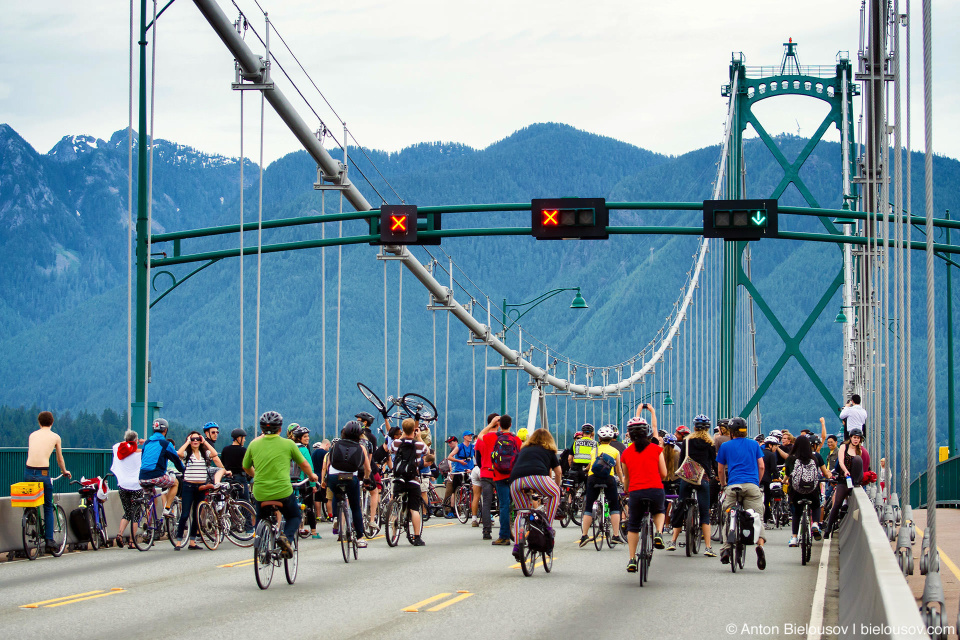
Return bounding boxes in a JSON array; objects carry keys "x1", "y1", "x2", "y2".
[{"x1": 491, "y1": 433, "x2": 519, "y2": 475}]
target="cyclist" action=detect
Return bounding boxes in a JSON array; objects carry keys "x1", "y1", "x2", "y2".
[
  {"x1": 717, "y1": 416, "x2": 766, "y2": 570},
  {"x1": 508, "y1": 428, "x2": 562, "y2": 561},
  {"x1": 243, "y1": 411, "x2": 318, "y2": 558},
  {"x1": 221, "y1": 428, "x2": 251, "y2": 503},
  {"x1": 713, "y1": 419, "x2": 730, "y2": 451},
  {"x1": 388, "y1": 418, "x2": 429, "y2": 546},
  {"x1": 111, "y1": 430, "x2": 142, "y2": 548},
  {"x1": 25, "y1": 411, "x2": 72, "y2": 552},
  {"x1": 666, "y1": 414, "x2": 717, "y2": 557},
  {"x1": 139, "y1": 418, "x2": 184, "y2": 518},
  {"x1": 569, "y1": 424, "x2": 597, "y2": 490},
  {"x1": 355, "y1": 412, "x2": 379, "y2": 522},
  {"x1": 176, "y1": 430, "x2": 225, "y2": 550},
  {"x1": 621, "y1": 412, "x2": 667, "y2": 572},
  {"x1": 516, "y1": 427, "x2": 529, "y2": 443},
  {"x1": 202, "y1": 421, "x2": 220, "y2": 451},
  {"x1": 608, "y1": 426, "x2": 627, "y2": 454},
  {"x1": 776, "y1": 434, "x2": 830, "y2": 546},
  {"x1": 474, "y1": 413, "x2": 500, "y2": 540},
  {"x1": 477, "y1": 414, "x2": 523, "y2": 546},
  {"x1": 823, "y1": 427, "x2": 866, "y2": 537},
  {"x1": 578, "y1": 425, "x2": 625, "y2": 547},
  {"x1": 321, "y1": 421, "x2": 372, "y2": 548},
  {"x1": 760, "y1": 436, "x2": 780, "y2": 524},
  {"x1": 444, "y1": 430, "x2": 475, "y2": 519},
  {"x1": 290, "y1": 426, "x2": 319, "y2": 539}
]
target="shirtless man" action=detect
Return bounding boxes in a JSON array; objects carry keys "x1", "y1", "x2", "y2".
[{"x1": 25, "y1": 411, "x2": 72, "y2": 550}]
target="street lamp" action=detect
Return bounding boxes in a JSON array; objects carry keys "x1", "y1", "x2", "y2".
[
  {"x1": 500, "y1": 287, "x2": 588, "y2": 414},
  {"x1": 835, "y1": 305, "x2": 854, "y2": 324}
]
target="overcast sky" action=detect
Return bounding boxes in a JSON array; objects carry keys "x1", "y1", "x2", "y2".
[{"x1": 2, "y1": 0, "x2": 958, "y2": 169}]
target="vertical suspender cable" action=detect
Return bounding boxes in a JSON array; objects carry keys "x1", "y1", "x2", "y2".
[
  {"x1": 472, "y1": 343, "x2": 477, "y2": 431},
  {"x1": 239, "y1": 92, "x2": 245, "y2": 432},
  {"x1": 904, "y1": 0, "x2": 913, "y2": 499},
  {"x1": 321, "y1": 190, "x2": 326, "y2": 439},
  {"x1": 445, "y1": 310, "x2": 450, "y2": 444},
  {"x1": 382, "y1": 254, "x2": 387, "y2": 406},
  {"x1": 143, "y1": 0, "x2": 157, "y2": 436},
  {"x1": 127, "y1": 0, "x2": 134, "y2": 432},
  {"x1": 893, "y1": 0, "x2": 905, "y2": 498},
  {"x1": 920, "y1": 0, "x2": 937, "y2": 550},
  {"x1": 335, "y1": 191, "x2": 343, "y2": 429},
  {"x1": 254, "y1": 88, "x2": 264, "y2": 423},
  {"x1": 396, "y1": 263, "x2": 402, "y2": 399}
]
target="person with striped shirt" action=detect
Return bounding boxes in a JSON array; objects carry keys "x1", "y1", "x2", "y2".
[
  {"x1": 507, "y1": 428, "x2": 562, "y2": 561},
  {"x1": 175, "y1": 430, "x2": 225, "y2": 550}
]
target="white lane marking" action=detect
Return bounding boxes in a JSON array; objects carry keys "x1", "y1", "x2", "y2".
[{"x1": 807, "y1": 537, "x2": 832, "y2": 640}]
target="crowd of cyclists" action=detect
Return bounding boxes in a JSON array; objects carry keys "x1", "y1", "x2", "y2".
[{"x1": 20, "y1": 392, "x2": 875, "y2": 577}]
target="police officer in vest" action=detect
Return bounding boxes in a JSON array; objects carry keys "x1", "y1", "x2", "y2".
[{"x1": 569, "y1": 424, "x2": 598, "y2": 489}]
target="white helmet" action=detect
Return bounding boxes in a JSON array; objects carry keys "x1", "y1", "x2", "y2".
[
  {"x1": 763, "y1": 436, "x2": 779, "y2": 446},
  {"x1": 597, "y1": 425, "x2": 616, "y2": 440},
  {"x1": 769, "y1": 429, "x2": 782, "y2": 439}
]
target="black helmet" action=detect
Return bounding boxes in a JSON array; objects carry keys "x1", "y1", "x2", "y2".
[
  {"x1": 259, "y1": 410, "x2": 283, "y2": 434},
  {"x1": 581, "y1": 423, "x2": 594, "y2": 435},
  {"x1": 355, "y1": 411, "x2": 376, "y2": 425},
  {"x1": 231, "y1": 428, "x2": 247, "y2": 440},
  {"x1": 341, "y1": 420, "x2": 362, "y2": 441},
  {"x1": 152, "y1": 418, "x2": 169, "y2": 433},
  {"x1": 292, "y1": 425, "x2": 310, "y2": 438},
  {"x1": 729, "y1": 417, "x2": 747, "y2": 436},
  {"x1": 848, "y1": 427, "x2": 864, "y2": 439}
]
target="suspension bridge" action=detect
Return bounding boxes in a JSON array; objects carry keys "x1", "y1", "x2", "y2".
[{"x1": 2, "y1": 0, "x2": 958, "y2": 638}]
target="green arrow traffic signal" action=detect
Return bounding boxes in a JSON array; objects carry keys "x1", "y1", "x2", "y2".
[{"x1": 751, "y1": 211, "x2": 767, "y2": 226}]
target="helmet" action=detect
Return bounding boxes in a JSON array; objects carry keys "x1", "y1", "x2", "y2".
[
  {"x1": 231, "y1": 428, "x2": 247, "y2": 440},
  {"x1": 693, "y1": 414, "x2": 710, "y2": 430},
  {"x1": 717, "y1": 418, "x2": 730, "y2": 428},
  {"x1": 729, "y1": 417, "x2": 748, "y2": 436},
  {"x1": 627, "y1": 417, "x2": 651, "y2": 441},
  {"x1": 612, "y1": 425, "x2": 620, "y2": 437},
  {"x1": 152, "y1": 418, "x2": 169, "y2": 433},
  {"x1": 581, "y1": 423, "x2": 594, "y2": 435},
  {"x1": 658, "y1": 429, "x2": 667, "y2": 438},
  {"x1": 848, "y1": 427, "x2": 864, "y2": 439},
  {"x1": 574, "y1": 431, "x2": 583, "y2": 439},
  {"x1": 259, "y1": 410, "x2": 283, "y2": 434},
  {"x1": 597, "y1": 425, "x2": 616, "y2": 440},
  {"x1": 312, "y1": 442, "x2": 324, "y2": 450},
  {"x1": 675, "y1": 425, "x2": 691, "y2": 437},
  {"x1": 516, "y1": 428, "x2": 529, "y2": 441},
  {"x1": 764, "y1": 436, "x2": 779, "y2": 446},
  {"x1": 355, "y1": 411, "x2": 376, "y2": 425},
  {"x1": 341, "y1": 420, "x2": 362, "y2": 441},
  {"x1": 202, "y1": 421, "x2": 219, "y2": 433},
  {"x1": 769, "y1": 429, "x2": 782, "y2": 438},
  {"x1": 292, "y1": 425, "x2": 310, "y2": 438},
  {"x1": 663, "y1": 434, "x2": 677, "y2": 445},
  {"x1": 287, "y1": 422, "x2": 300, "y2": 434},
  {"x1": 754, "y1": 435, "x2": 764, "y2": 443},
  {"x1": 627, "y1": 416, "x2": 647, "y2": 428}
]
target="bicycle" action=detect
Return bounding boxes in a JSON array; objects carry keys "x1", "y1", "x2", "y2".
[
  {"x1": 556, "y1": 474, "x2": 578, "y2": 528},
  {"x1": 683, "y1": 495, "x2": 701, "y2": 557},
  {"x1": 796, "y1": 478, "x2": 832, "y2": 565},
  {"x1": 634, "y1": 498, "x2": 656, "y2": 587},
  {"x1": 296, "y1": 482, "x2": 318, "y2": 539},
  {"x1": 253, "y1": 478, "x2": 309, "y2": 590},
  {"x1": 722, "y1": 486, "x2": 754, "y2": 574},
  {"x1": 515, "y1": 489, "x2": 554, "y2": 577},
  {"x1": 17, "y1": 474, "x2": 67, "y2": 560},
  {"x1": 132, "y1": 480, "x2": 184, "y2": 551},
  {"x1": 422, "y1": 482, "x2": 442, "y2": 521},
  {"x1": 357, "y1": 383, "x2": 438, "y2": 426},
  {"x1": 452, "y1": 476, "x2": 473, "y2": 524},
  {"x1": 590, "y1": 491, "x2": 613, "y2": 551},
  {"x1": 197, "y1": 483, "x2": 257, "y2": 550},
  {"x1": 330, "y1": 476, "x2": 359, "y2": 563},
  {"x1": 72, "y1": 477, "x2": 109, "y2": 550},
  {"x1": 385, "y1": 483, "x2": 421, "y2": 547},
  {"x1": 769, "y1": 481, "x2": 789, "y2": 528}
]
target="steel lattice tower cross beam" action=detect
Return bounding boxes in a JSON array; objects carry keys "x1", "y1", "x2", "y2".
[{"x1": 718, "y1": 42, "x2": 859, "y2": 421}]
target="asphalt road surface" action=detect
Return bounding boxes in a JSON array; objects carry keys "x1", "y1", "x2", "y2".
[{"x1": 1, "y1": 514, "x2": 825, "y2": 640}]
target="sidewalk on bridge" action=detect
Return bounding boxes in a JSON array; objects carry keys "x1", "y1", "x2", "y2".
[{"x1": 905, "y1": 509, "x2": 960, "y2": 617}]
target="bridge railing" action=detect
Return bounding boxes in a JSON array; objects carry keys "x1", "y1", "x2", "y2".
[
  {"x1": 908, "y1": 455, "x2": 960, "y2": 508},
  {"x1": 0, "y1": 448, "x2": 116, "y2": 495}
]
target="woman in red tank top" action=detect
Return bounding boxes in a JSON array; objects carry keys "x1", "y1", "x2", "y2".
[{"x1": 621, "y1": 409, "x2": 667, "y2": 573}]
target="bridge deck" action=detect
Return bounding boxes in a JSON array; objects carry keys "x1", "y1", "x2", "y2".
[
  {"x1": 0, "y1": 517, "x2": 830, "y2": 639},
  {"x1": 906, "y1": 509, "x2": 960, "y2": 618}
]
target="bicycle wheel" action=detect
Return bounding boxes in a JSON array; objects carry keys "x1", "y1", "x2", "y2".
[
  {"x1": 571, "y1": 485, "x2": 584, "y2": 526},
  {"x1": 686, "y1": 505, "x2": 700, "y2": 556},
  {"x1": 97, "y1": 506, "x2": 109, "y2": 549},
  {"x1": 592, "y1": 502, "x2": 603, "y2": 551},
  {"x1": 254, "y1": 521, "x2": 274, "y2": 590},
  {"x1": 198, "y1": 502, "x2": 221, "y2": 551},
  {"x1": 225, "y1": 500, "x2": 256, "y2": 547},
  {"x1": 339, "y1": 503, "x2": 351, "y2": 564},
  {"x1": 167, "y1": 502, "x2": 190, "y2": 550},
  {"x1": 455, "y1": 485, "x2": 471, "y2": 524},
  {"x1": 50, "y1": 505, "x2": 68, "y2": 557},
  {"x1": 638, "y1": 519, "x2": 649, "y2": 587},
  {"x1": 22, "y1": 508, "x2": 40, "y2": 561},
  {"x1": 357, "y1": 382, "x2": 387, "y2": 416},
  {"x1": 284, "y1": 535, "x2": 299, "y2": 584},
  {"x1": 519, "y1": 536, "x2": 536, "y2": 577},
  {"x1": 133, "y1": 504, "x2": 156, "y2": 551},
  {"x1": 385, "y1": 498, "x2": 402, "y2": 547},
  {"x1": 86, "y1": 507, "x2": 100, "y2": 550},
  {"x1": 736, "y1": 543, "x2": 746, "y2": 571},
  {"x1": 542, "y1": 549, "x2": 553, "y2": 573},
  {"x1": 400, "y1": 393, "x2": 438, "y2": 422}
]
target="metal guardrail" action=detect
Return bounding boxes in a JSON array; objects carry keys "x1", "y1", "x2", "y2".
[
  {"x1": 0, "y1": 448, "x2": 116, "y2": 495},
  {"x1": 744, "y1": 65, "x2": 840, "y2": 79},
  {"x1": 909, "y1": 455, "x2": 960, "y2": 508}
]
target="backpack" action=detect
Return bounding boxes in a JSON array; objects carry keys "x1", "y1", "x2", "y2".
[
  {"x1": 728, "y1": 508, "x2": 760, "y2": 545},
  {"x1": 491, "y1": 433, "x2": 519, "y2": 476},
  {"x1": 70, "y1": 507, "x2": 91, "y2": 542},
  {"x1": 790, "y1": 458, "x2": 820, "y2": 494},
  {"x1": 393, "y1": 439, "x2": 421, "y2": 480},
  {"x1": 330, "y1": 439, "x2": 364, "y2": 473},
  {"x1": 590, "y1": 452, "x2": 616, "y2": 477},
  {"x1": 523, "y1": 510, "x2": 555, "y2": 553}
]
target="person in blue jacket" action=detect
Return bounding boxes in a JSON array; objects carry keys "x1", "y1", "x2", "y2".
[{"x1": 139, "y1": 418, "x2": 185, "y2": 517}]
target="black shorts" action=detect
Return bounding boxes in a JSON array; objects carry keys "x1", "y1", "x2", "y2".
[
  {"x1": 627, "y1": 489, "x2": 666, "y2": 533},
  {"x1": 393, "y1": 479, "x2": 422, "y2": 512}
]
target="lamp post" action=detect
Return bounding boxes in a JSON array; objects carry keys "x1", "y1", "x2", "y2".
[
  {"x1": 500, "y1": 288, "x2": 588, "y2": 415},
  {"x1": 947, "y1": 210, "x2": 955, "y2": 457}
]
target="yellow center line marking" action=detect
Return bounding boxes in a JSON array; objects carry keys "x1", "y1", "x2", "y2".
[
  {"x1": 45, "y1": 589, "x2": 126, "y2": 608},
  {"x1": 510, "y1": 558, "x2": 548, "y2": 570},
  {"x1": 426, "y1": 592, "x2": 474, "y2": 611},
  {"x1": 21, "y1": 591, "x2": 104, "y2": 609},
  {"x1": 218, "y1": 559, "x2": 255, "y2": 568},
  {"x1": 402, "y1": 592, "x2": 451, "y2": 612},
  {"x1": 915, "y1": 526, "x2": 960, "y2": 583},
  {"x1": 424, "y1": 523, "x2": 457, "y2": 529}
]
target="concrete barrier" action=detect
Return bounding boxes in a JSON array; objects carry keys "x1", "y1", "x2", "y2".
[
  {"x1": 839, "y1": 487, "x2": 928, "y2": 640},
  {"x1": 0, "y1": 490, "x2": 130, "y2": 557}
]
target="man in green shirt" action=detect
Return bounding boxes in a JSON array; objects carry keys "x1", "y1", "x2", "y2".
[{"x1": 243, "y1": 410, "x2": 318, "y2": 557}]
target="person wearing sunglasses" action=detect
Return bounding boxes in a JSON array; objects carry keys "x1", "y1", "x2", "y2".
[{"x1": 176, "y1": 430, "x2": 225, "y2": 550}]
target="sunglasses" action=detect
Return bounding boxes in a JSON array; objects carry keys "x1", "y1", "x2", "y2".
[
  {"x1": 208, "y1": 430, "x2": 219, "y2": 435},
  {"x1": 190, "y1": 437, "x2": 202, "y2": 442}
]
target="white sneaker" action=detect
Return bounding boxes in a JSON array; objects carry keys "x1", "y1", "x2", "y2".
[{"x1": 788, "y1": 536, "x2": 798, "y2": 547}]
